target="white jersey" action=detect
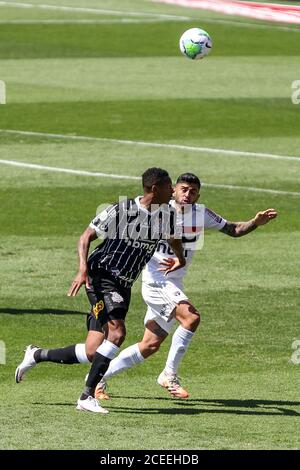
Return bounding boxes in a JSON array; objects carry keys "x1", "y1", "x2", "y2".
[{"x1": 142, "y1": 202, "x2": 226, "y2": 287}]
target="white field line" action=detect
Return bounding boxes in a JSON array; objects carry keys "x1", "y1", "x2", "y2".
[
  {"x1": 0, "y1": 18, "x2": 297, "y2": 30},
  {"x1": 0, "y1": 18, "x2": 298, "y2": 32},
  {"x1": 1, "y1": 1, "x2": 299, "y2": 31},
  {"x1": 1, "y1": 129, "x2": 299, "y2": 163},
  {"x1": 0, "y1": 158, "x2": 139, "y2": 180},
  {"x1": 0, "y1": 158, "x2": 299, "y2": 196},
  {"x1": 0, "y1": 18, "x2": 184, "y2": 24},
  {"x1": 0, "y1": 1, "x2": 189, "y2": 19}
]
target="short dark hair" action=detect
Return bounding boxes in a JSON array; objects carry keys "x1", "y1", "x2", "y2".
[
  {"x1": 142, "y1": 167, "x2": 170, "y2": 191},
  {"x1": 176, "y1": 173, "x2": 201, "y2": 190}
]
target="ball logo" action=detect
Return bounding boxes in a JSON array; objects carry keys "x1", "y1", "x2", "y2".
[{"x1": 93, "y1": 300, "x2": 105, "y2": 319}]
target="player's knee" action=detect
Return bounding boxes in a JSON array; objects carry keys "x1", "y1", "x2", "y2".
[
  {"x1": 113, "y1": 333, "x2": 126, "y2": 347},
  {"x1": 85, "y1": 345, "x2": 97, "y2": 362},
  {"x1": 192, "y1": 312, "x2": 201, "y2": 329},
  {"x1": 108, "y1": 332, "x2": 125, "y2": 347},
  {"x1": 108, "y1": 327, "x2": 126, "y2": 347},
  {"x1": 183, "y1": 312, "x2": 201, "y2": 332},
  {"x1": 147, "y1": 338, "x2": 162, "y2": 354},
  {"x1": 139, "y1": 337, "x2": 162, "y2": 358},
  {"x1": 86, "y1": 350, "x2": 95, "y2": 362}
]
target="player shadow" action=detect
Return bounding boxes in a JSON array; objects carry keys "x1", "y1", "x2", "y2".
[
  {"x1": 33, "y1": 402, "x2": 76, "y2": 407},
  {"x1": 110, "y1": 406, "x2": 299, "y2": 417},
  {"x1": 111, "y1": 395, "x2": 300, "y2": 407},
  {"x1": 182, "y1": 398, "x2": 300, "y2": 408},
  {"x1": 0, "y1": 308, "x2": 85, "y2": 315},
  {"x1": 108, "y1": 397, "x2": 300, "y2": 417},
  {"x1": 32, "y1": 398, "x2": 300, "y2": 417}
]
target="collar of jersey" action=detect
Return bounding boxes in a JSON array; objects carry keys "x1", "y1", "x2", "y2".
[{"x1": 135, "y1": 196, "x2": 162, "y2": 215}]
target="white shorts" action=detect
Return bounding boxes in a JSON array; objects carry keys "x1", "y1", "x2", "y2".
[{"x1": 142, "y1": 281, "x2": 188, "y2": 334}]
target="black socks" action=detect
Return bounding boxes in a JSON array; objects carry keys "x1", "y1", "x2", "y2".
[
  {"x1": 80, "y1": 352, "x2": 111, "y2": 399},
  {"x1": 34, "y1": 345, "x2": 79, "y2": 364}
]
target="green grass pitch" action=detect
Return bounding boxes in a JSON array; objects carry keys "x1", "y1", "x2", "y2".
[{"x1": 0, "y1": 0, "x2": 299, "y2": 450}]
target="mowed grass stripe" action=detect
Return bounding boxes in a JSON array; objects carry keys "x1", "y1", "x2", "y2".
[
  {"x1": 1, "y1": 158, "x2": 300, "y2": 196},
  {"x1": 1, "y1": 129, "x2": 299, "y2": 162},
  {"x1": 2, "y1": 57, "x2": 298, "y2": 105},
  {"x1": 0, "y1": 100, "x2": 298, "y2": 143},
  {"x1": 0, "y1": 22, "x2": 299, "y2": 59},
  {"x1": 0, "y1": 17, "x2": 299, "y2": 31}
]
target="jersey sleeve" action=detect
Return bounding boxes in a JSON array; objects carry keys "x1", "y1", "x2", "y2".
[
  {"x1": 89, "y1": 203, "x2": 119, "y2": 238},
  {"x1": 204, "y1": 207, "x2": 227, "y2": 231}
]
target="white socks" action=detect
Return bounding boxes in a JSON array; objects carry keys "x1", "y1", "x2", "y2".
[
  {"x1": 96, "y1": 326, "x2": 194, "y2": 382},
  {"x1": 165, "y1": 325, "x2": 194, "y2": 375},
  {"x1": 75, "y1": 343, "x2": 90, "y2": 364},
  {"x1": 103, "y1": 343, "x2": 144, "y2": 380},
  {"x1": 96, "y1": 340, "x2": 120, "y2": 359}
]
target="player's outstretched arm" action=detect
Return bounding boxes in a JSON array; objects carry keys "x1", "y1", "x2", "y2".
[
  {"x1": 67, "y1": 227, "x2": 98, "y2": 296},
  {"x1": 221, "y1": 208, "x2": 278, "y2": 238},
  {"x1": 160, "y1": 238, "x2": 186, "y2": 275}
]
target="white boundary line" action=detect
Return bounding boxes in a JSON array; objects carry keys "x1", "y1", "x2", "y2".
[
  {"x1": 0, "y1": 19, "x2": 183, "y2": 24},
  {"x1": 0, "y1": 17, "x2": 298, "y2": 31},
  {"x1": 0, "y1": 159, "x2": 139, "y2": 180},
  {"x1": 0, "y1": 1, "x2": 189, "y2": 20},
  {"x1": 1, "y1": 129, "x2": 299, "y2": 163},
  {"x1": 0, "y1": 1, "x2": 299, "y2": 31},
  {"x1": 0, "y1": 158, "x2": 299, "y2": 196}
]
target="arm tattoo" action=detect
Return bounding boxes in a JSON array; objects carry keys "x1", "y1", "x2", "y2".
[{"x1": 221, "y1": 220, "x2": 257, "y2": 238}]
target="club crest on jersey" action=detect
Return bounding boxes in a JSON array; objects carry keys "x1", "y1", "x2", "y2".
[
  {"x1": 111, "y1": 292, "x2": 124, "y2": 303},
  {"x1": 93, "y1": 300, "x2": 105, "y2": 319},
  {"x1": 110, "y1": 268, "x2": 120, "y2": 276}
]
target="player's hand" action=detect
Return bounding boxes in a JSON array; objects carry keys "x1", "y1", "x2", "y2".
[
  {"x1": 158, "y1": 257, "x2": 186, "y2": 276},
  {"x1": 254, "y1": 208, "x2": 278, "y2": 226},
  {"x1": 67, "y1": 270, "x2": 90, "y2": 297}
]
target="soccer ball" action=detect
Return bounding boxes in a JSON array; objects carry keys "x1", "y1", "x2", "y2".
[{"x1": 179, "y1": 28, "x2": 212, "y2": 60}]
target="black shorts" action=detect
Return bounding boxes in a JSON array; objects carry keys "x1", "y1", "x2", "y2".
[{"x1": 86, "y1": 268, "x2": 131, "y2": 332}]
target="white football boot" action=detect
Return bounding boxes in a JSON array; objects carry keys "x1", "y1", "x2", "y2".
[
  {"x1": 15, "y1": 344, "x2": 40, "y2": 383},
  {"x1": 76, "y1": 396, "x2": 109, "y2": 414}
]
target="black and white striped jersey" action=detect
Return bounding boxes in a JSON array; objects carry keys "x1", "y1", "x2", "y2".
[{"x1": 88, "y1": 196, "x2": 177, "y2": 288}]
